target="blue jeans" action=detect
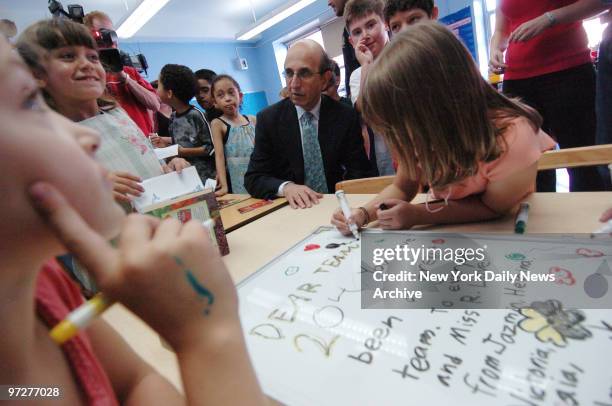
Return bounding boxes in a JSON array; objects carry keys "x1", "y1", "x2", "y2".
[{"x1": 596, "y1": 25, "x2": 612, "y2": 190}]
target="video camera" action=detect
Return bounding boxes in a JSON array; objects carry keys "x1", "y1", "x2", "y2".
[{"x1": 48, "y1": 0, "x2": 148, "y2": 75}]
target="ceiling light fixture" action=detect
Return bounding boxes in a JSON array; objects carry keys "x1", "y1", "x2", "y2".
[
  {"x1": 236, "y1": 0, "x2": 317, "y2": 41},
  {"x1": 116, "y1": 0, "x2": 172, "y2": 38}
]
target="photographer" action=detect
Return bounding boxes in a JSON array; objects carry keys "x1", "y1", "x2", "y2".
[{"x1": 84, "y1": 10, "x2": 160, "y2": 136}]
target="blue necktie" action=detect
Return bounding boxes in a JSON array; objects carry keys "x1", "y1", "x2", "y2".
[{"x1": 300, "y1": 112, "x2": 328, "y2": 193}]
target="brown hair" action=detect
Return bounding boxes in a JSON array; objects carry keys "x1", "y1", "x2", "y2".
[
  {"x1": 345, "y1": 0, "x2": 385, "y2": 30},
  {"x1": 83, "y1": 11, "x2": 112, "y2": 29},
  {"x1": 16, "y1": 18, "x2": 116, "y2": 111},
  {"x1": 361, "y1": 21, "x2": 542, "y2": 188},
  {"x1": 212, "y1": 74, "x2": 242, "y2": 94}
]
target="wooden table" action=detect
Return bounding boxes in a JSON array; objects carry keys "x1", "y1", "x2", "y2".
[
  {"x1": 104, "y1": 192, "x2": 612, "y2": 392},
  {"x1": 218, "y1": 194, "x2": 288, "y2": 233}
]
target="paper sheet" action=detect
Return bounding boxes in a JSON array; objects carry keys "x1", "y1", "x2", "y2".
[
  {"x1": 133, "y1": 166, "x2": 204, "y2": 212},
  {"x1": 154, "y1": 144, "x2": 179, "y2": 160}
]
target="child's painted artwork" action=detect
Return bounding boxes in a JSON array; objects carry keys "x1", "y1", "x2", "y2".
[{"x1": 238, "y1": 227, "x2": 612, "y2": 406}]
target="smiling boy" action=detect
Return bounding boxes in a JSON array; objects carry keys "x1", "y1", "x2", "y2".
[{"x1": 345, "y1": 0, "x2": 389, "y2": 105}]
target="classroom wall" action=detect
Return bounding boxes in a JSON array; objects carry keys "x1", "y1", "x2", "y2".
[
  {"x1": 117, "y1": 0, "x2": 476, "y2": 113},
  {"x1": 119, "y1": 41, "x2": 267, "y2": 97},
  {"x1": 251, "y1": 0, "x2": 335, "y2": 105},
  {"x1": 440, "y1": 0, "x2": 473, "y2": 15}
]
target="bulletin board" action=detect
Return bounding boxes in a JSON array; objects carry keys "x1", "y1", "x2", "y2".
[{"x1": 440, "y1": 6, "x2": 478, "y2": 62}]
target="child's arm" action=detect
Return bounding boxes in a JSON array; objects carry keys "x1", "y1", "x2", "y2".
[
  {"x1": 331, "y1": 163, "x2": 419, "y2": 235},
  {"x1": 87, "y1": 318, "x2": 184, "y2": 405},
  {"x1": 177, "y1": 114, "x2": 214, "y2": 158},
  {"x1": 377, "y1": 161, "x2": 538, "y2": 229},
  {"x1": 211, "y1": 119, "x2": 229, "y2": 196},
  {"x1": 30, "y1": 183, "x2": 267, "y2": 406}
]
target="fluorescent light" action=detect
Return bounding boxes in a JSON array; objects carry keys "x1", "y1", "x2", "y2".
[
  {"x1": 236, "y1": 0, "x2": 317, "y2": 41},
  {"x1": 116, "y1": 0, "x2": 172, "y2": 38}
]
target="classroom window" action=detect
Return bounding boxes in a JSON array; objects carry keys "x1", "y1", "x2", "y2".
[{"x1": 275, "y1": 18, "x2": 347, "y2": 99}]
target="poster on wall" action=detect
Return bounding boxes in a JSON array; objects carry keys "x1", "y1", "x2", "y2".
[{"x1": 440, "y1": 6, "x2": 478, "y2": 62}]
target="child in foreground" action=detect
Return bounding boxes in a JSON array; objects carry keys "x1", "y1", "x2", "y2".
[
  {"x1": 0, "y1": 36, "x2": 265, "y2": 405},
  {"x1": 210, "y1": 74, "x2": 256, "y2": 195},
  {"x1": 332, "y1": 22, "x2": 555, "y2": 233}
]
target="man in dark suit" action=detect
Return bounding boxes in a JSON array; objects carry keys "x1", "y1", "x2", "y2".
[{"x1": 244, "y1": 40, "x2": 371, "y2": 209}]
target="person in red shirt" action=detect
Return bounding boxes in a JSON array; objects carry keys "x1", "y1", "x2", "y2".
[
  {"x1": 84, "y1": 11, "x2": 160, "y2": 136},
  {"x1": 489, "y1": 0, "x2": 608, "y2": 191}
]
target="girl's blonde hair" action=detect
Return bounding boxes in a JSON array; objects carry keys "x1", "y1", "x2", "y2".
[
  {"x1": 361, "y1": 21, "x2": 542, "y2": 188},
  {"x1": 16, "y1": 18, "x2": 116, "y2": 111}
]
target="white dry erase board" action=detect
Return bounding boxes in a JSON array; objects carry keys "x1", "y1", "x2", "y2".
[{"x1": 237, "y1": 226, "x2": 612, "y2": 406}]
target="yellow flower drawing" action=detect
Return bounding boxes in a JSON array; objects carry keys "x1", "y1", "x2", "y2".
[{"x1": 519, "y1": 300, "x2": 592, "y2": 347}]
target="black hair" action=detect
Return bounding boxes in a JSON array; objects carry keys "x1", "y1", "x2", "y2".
[
  {"x1": 159, "y1": 64, "x2": 196, "y2": 104},
  {"x1": 384, "y1": 0, "x2": 435, "y2": 22},
  {"x1": 195, "y1": 68, "x2": 217, "y2": 84},
  {"x1": 331, "y1": 60, "x2": 341, "y2": 78},
  {"x1": 319, "y1": 49, "x2": 333, "y2": 74}
]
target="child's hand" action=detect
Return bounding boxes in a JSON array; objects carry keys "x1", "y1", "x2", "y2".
[
  {"x1": 601, "y1": 208, "x2": 612, "y2": 222},
  {"x1": 355, "y1": 39, "x2": 374, "y2": 67},
  {"x1": 150, "y1": 134, "x2": 172, "y2": 148},
  {"x1": 165, "y1": 157, "x2": 190, "y2": 174},
  {"x1": 29, "y1": 182, "x2": 240, "y2": 352},
  {"x1": 109, "y1": 171, "x2": 144, "y2": 203},
  {"x1": 331, "y1": 207, "x2": 367, "y2": 236},
  {"x1": 215, "y1": 186, "x2": 228, "y2": 197},
  {"x1": 376, "y1": 199, "x2": 417, "y2": 229}
]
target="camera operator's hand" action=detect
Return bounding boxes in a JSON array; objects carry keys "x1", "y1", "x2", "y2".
[{"x1": 118, "y1": 71, "x2": 128, "y2": 84}]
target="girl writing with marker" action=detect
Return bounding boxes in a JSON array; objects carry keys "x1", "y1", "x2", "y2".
[
  {"x1": 332, "y1": 22, "x2": 555, "y2": 234},
  {"x1": 210, "y1": 74, "x2": 256, "y2": 196},
  {"x1": 2, "y1": 28, "x2": 265, "y2": 405}
]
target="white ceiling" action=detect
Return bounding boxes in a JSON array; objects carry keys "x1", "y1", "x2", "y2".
[{"x1": 0, "y1": 0, "x2": 291, "y2": 42}]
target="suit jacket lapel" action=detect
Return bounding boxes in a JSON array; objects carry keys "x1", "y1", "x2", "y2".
[
  {"x1": 281, "y1": 101, "x2": 304, "y2": 182},
  {"x1": 317, "y1": 96, "x2": 333, "y2": 173}
]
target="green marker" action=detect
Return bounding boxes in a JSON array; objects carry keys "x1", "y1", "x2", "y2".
[{"x1": 514, "y1": 202, "x2": 530, "y2": 234}]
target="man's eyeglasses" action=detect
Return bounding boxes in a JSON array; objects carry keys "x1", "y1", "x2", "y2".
[{"x1": 283, "y1": 68, "x2": 325, "y2": 80}]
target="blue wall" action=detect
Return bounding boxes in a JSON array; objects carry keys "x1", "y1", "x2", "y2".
[
  {"x1": 120, "y1": 0, "x2": 333, "y2": 110},
  {"x1": 251, "y1": 1, "x2": 334, "y2": 105},
  {"x1": 120, "y1": 41, "x2": 266, "y2": 96},
  {"x1": 118, "y1": 0, "x2": 470, "y2": 113}
]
